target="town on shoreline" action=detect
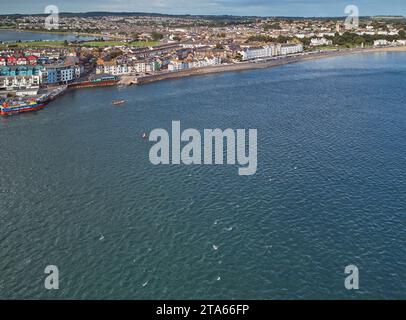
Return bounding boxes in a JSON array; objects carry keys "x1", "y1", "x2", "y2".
[{"x1": 1, "y1": 13, "x2": 406, "y2": 115}]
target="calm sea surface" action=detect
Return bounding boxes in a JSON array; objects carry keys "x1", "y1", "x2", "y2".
[
  {"x1": 0, "y1": 53, "x2": 405, "y2": 299},
  {"x1": 0, "y1": 30, "x2": 96, "y2": 42}
]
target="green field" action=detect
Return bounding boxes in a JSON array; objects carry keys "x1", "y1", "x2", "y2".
[{"x1": 79, "y1": 41, "x2": 159, "y2": 47}]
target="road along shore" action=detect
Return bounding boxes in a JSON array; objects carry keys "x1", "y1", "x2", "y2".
[{"x1": 119, "y1": 46, "x2": 406, "y2": 86}]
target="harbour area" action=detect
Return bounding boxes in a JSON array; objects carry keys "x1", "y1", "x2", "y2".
[
  {"x1": 2, "y1": 45, "x2": 406, "y2": 116},
  {"x1": 1, "y1": 14, "x2": 406, "y2": 116},
  {"x1": 0, "y1": 74, "x2": 119, "y2": 115},
  {"x1": 1, "y1": 31, "x2": 406, "y2": 115}
]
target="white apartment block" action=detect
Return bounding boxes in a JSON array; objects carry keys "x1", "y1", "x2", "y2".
[
  {"x1": 374, "y1": 40, "x2": 388, "y2": 46},
  {"x1": 168, "y1": 57, "x2": 221, "y2": 71},
  {"x1": 310, "y1": 38, "x2": 333, "y2": 46},
  {"x1": 60, "y1": 68, "x2": 74, "y2": 83},
  {"x1": 96, "y1": 61, "x2": 157, "y2": 75},
  {"x1": 280, "y1": 44, "x2": 304, "y2": 55},
  {"x1": 168, "y1": 60, "x2": 188, "y2": 71},
  {"x1": 188, "y1": 57, "x2": 222, "y2": 69},
  {"x1": 240, "y1": 45, "x2": 276, "y2": 61},
  {"x1": 0, "y1": 75, "x2": 42, "y2": 91},
  {"x1": 240, "y1": 43, "x2": 303, "y2": 61}
]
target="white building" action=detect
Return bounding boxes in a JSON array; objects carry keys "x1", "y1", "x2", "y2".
[
  {"x1": 374, "y1": 40, "x2": 389, "y2": 47},
  {"x1": 188, "y1": 57, "x2": 222, "y2": 69},
  {"x1": 96, "y1": 60, "x2": 158, "y2": 75},
  {"x1": 280, "y1": 44, "x2": 304, "y2": 55},
  {"x1": 60, "y1": 67, "x2": 74, "y2": 83},
  {"x1": 240, "y1": 45, "x2": 276, "y2": 61},
  {"x1": 240, "y1": 43, "x2": 303, "y2": 61},
  {"x1": 74, "y1": 65, "x2": 83, "y2": 79},
  {"x1": 0, "y1": 75, "x2": 42, "y2": 93},
  {"x1": 132, "y1": 61, "x2": 155, "y2": 73},
  {"x1": 168, "y1": 60, "x2": 188, "y2": 71},
  {"x1": 310, "y1": 38, "x2": 333, "y2": 46},
  {"x1": 167, "y1": 56, "x2": 221, "y2": 71},
  {"x1": 16, "y1": 57, "x2": 28, "y2": 66}
]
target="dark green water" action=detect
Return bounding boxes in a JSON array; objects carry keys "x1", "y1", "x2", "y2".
[{"x1": 0, "y1": 53, "x2": 405, "y2": 299}]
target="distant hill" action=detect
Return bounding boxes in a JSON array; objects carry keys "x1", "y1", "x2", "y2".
[
  {"x1": 372, "y1": 16, "x2": 405, "y2": 21},
  {"x1": 0, "y1": 11, "x2": 404, "y2": 21},
  {"x1": 373, "y1": 16, "x2": 405, "y2": 19}
]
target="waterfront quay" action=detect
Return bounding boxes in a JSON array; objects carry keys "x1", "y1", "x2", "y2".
[
  {"x1": 2, "y1": 44, "x2": 406, "y2": 115},
  {"x1": 1, "y1": 13, "x2": 406, "y2": 114}
]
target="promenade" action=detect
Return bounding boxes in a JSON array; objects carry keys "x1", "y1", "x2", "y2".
[{"x1": 119, "y1": 46, "x2": 406, "y2": 86}]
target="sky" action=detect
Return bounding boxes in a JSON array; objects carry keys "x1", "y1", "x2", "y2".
[{"x1": 0, "y1": 0, "x2": 405, "y2": 17}]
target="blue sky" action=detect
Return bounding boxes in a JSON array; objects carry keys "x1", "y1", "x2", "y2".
[{"x1": 1, "y1": 0, "x2": 405, "y2": 16}]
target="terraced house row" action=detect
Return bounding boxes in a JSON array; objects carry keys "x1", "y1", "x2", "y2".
[
  {"x1": 0, "y1": 65, "x2": 43, "y2": 95},
  {"x1": 95, "y1": 58, "x2": 161, "y2": 75},
  {"x1": 239, "y1": 43, "x2": 304, "y2": 61},
  {"x1": 0, "y1": 55, "x2": 38, "y2": 66}
]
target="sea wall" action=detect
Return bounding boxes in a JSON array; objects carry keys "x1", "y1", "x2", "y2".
[{"x1": 119, "y1": 46, "x2": 406, "y2": 86}]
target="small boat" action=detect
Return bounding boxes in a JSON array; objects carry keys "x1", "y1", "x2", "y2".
[
  {"x1": 142, "y1": 133, "x2": 148, "y2": 139},
  {"x1": 112, "y1": 99, "x2": 126, "y2": 106}
]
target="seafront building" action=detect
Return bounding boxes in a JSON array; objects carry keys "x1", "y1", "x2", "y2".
[
  {"x1": 168, "y1": 60, "x2": 189, "y2": 71},
  {"x1": 44, "y1": 64, "x2": 80, "y2": 84},
  {"x1": 168, "y1": 56, "x2": 221, "y2": 71},
  {"x1": 374, "y1": 39, "x2": 389, "y2": 46},
  {"x1": 188, "y1": 57, "x2": 222, "y2": 68},
  {"x1": 280, "y1": 44, "x2": 304, "y2": 55},
  {"x1": 95, "y1": 59, "x2": 160, "y2": 75},
  {"x1": 240, "y1": 43, "x2": 304, "y2": 61},
  {"x1": 310, "y1": 37, "x2": 333, "y2": 46},
  {"x1": 240, "y1": 45, "x2": 276, "y2": 61},
  {"x1": 374, "y1": 39, "x2": 406, "y2": 47},
  {"x1": 0, "y1": 65, "x2": 43, "y2": 96}
]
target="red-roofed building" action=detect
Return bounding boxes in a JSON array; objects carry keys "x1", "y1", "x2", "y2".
[
  {"x1": 17, "y1": 57, "x2": 27, "y2": 66},
  {"x1": 27, "y1": 55, "x2": 38, "y2": 65},
  {"x1": 7, "y1": 56, "x2": 17, "y2": 65}
]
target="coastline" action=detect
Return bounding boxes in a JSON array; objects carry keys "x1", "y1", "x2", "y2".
[
  {"x1": 122, "y1": 46, "x2": 406, "y2": 86},
  {"x1": 3, "y1": 45, "x2": 406, "y2": 115}
]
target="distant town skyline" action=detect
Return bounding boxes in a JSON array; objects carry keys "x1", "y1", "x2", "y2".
[{"x1": 1, "y1": 0, "x2": 406, "y2": 17}]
